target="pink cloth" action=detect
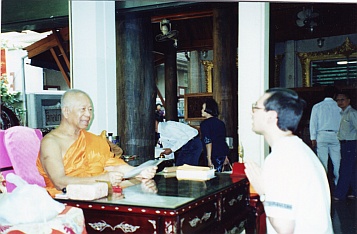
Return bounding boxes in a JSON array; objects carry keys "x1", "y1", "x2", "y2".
[{"x1": 2, "y1": 126, "x2": 45, "y2": 191}]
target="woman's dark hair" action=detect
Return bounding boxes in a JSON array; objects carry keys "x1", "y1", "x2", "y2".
[
  {"x1": 265, "y1": 88, "x2": 306, "y2": 132},
  {"x1": 204, "y1": 98, "x2": 219, "y2": 117}
]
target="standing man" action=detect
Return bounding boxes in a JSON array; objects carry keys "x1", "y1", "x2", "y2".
[
  {"x1": 245, "y1": 88, "x2": 333, "y2": 233},
  {"x1": 333, "y1": 91, "x2": 357, "y2": 200},
  {"x1": 309, "y1": 86, "x2": 342, "y2": 186}
]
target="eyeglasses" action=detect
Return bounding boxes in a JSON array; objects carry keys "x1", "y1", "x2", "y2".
[{"x1": 252, "y1": 103, "x2": 265, "y2": 113}]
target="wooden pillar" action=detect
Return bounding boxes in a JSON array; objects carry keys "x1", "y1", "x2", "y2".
[
  {"x1": 188, "y1": 51, "x2": 203, "y2": 93},
  {"x1": 116, "y1": 15, "x2": 155, "y2": 165},
  {"x1": 164, "y1": 41, "x2": 178, "y2": 121},
  {"x1": 213, "y1": 4, "x2": 238, "y2": 160}
]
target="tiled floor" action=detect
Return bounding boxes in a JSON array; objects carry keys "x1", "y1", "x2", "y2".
[
  {"x1": 331, "y1": 198, "x2": 357, "y2": 234},
  {"x1": 327, "y1": 160, "x2": 356, "y2": 234}
]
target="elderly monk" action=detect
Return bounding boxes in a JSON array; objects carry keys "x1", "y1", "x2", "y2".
[{"x1": 36, "y1": 89, "x2": 157, "y2": 197}]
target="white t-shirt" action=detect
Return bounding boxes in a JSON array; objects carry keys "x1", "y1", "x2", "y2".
[{"x1": 263, "y1": 136, "x2": 333, "y2": 234}]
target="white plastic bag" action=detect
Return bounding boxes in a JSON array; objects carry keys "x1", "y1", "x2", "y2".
[{"x1": 0, "y1": 173, "x2": 65, "y2": 225}]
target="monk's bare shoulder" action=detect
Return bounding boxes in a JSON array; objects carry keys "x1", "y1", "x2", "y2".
[
  {"x1": 42, "y1": 129, "x2": 78, "y2": 160},
  {"x1": 40, "y1": 131, "x2": 62, "y2": 159},
  {"x1": 41, "y1": 130, "x2": 60, "y2": 147}
]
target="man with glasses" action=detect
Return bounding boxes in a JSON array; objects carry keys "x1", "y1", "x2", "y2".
[
  {"x1": 245, "y1": 88, "x2": 333, "y2": 233},
  {"x1": 309, "y1": 86, "x2": 341, "y2": 186},
  {"x1": 333, "y1": 91, "x2": 357, "y2": 201}
]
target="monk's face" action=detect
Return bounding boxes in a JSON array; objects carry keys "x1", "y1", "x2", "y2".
[{"x1": 67, "y1": 93, "x2": 93, "y2": 129}]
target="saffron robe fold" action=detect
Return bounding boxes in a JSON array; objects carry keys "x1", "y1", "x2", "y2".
[{"x1": 36, "y1": 130, "x2": 125, "y2": 196}]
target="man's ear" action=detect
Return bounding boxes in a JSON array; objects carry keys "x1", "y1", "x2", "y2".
[
  {"x1": 62, "y1": 107, "x2": 69, "y2": 118},
  {"x1": 266, "y1": 110, "x2": 278, "y2": 124}
]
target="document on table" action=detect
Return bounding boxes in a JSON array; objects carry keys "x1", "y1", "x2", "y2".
[{"x1": 123, "y1": 159, "x2": 166, "y2": 179}]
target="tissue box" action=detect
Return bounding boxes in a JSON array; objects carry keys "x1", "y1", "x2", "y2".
[
  {"x1": 66, "y1": 182, "x2": 108, "y2": 200},
  {"x1": 232, "y1": 163, "x2": 246, "y2": 176},
  {"x1": 176, "y1": 165, "x2": 215, "y2": 181}
]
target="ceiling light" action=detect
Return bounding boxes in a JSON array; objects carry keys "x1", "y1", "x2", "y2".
[{"x1": 337, "y1": 60, "x2": 357, "y2": 65}]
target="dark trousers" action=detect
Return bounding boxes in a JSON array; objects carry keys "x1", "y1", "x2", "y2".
[
  {"x1": 175, "y1": 137, "x2": 202, "y2": 166},
  {"x1": 334, "y1": 140, "x2": 357, "y2": 199}
]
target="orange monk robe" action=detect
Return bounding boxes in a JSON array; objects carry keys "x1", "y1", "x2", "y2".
[{"x1": 36, "y1": 130, "x2": 126, "y2": 197}]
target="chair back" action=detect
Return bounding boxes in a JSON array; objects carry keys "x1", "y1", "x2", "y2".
[
  {"x1": 3, "y1": 126, "x2": 45, "y2": 190},
  {"x1": 0, "y1": 129, "x2": 16, "y2": 192}
]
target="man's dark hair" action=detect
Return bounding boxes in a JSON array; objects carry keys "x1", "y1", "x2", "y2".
[
  {"x1": 204, "y1": 98, "x2": 219, "y2": 117},
  {"x1": 265, "y1": 88, "x2": 306, "y2": 132},
  {"x1": 335, "y1": 90, "x2": 350, "y2": 100},
  {"x1": 324, "y1": 86, "x2": 337, "y2": 98}
]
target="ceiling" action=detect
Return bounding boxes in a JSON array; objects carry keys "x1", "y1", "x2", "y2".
[
  {"x1": 1, "y1": 1, "x2": 357, "y2": 70},
  {"x1": 270, "y1": 3, "x2": 357, "y2": 42}
]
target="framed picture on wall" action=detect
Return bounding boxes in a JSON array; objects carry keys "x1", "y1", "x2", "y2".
[{"x1": 184, "y1": 92, "x2": 213, "y2": 121}]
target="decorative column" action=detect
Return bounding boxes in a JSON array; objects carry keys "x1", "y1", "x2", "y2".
[
  {"x1": 116, "y1": 15, "x2": 155, "y2": 164},
  {"x1": 238, "y1": 2, "x2": 270, "y2": 166},
  {"x1": 164, "y1": 41, "x2": 178, "y2": 121},
  {"x1": 213, "y1": 4, "x2": 238, "y2": 158}
]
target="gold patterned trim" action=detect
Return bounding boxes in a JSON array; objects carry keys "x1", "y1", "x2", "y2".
[
  {"x1": 202, "y1": 60, "x2": 214, "y2": 93},
  {"x1": 297, "y1": 37, "x2": 357, "y2": 87},
  {"x1": 274, "y1": 54, "x2": 284, "y2": 87}
]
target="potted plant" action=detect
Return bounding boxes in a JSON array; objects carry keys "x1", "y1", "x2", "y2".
[{"x1": 0, "y1": 77, "x2": 24, "y2": 129}]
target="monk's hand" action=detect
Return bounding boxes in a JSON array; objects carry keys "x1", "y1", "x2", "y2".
[
  {"x1": 107, "y1": 171, "x2": 124, "y2": 187},
  {"x1": 137, "y1": 166, "x2": 158, "y2": 179},
  {"x1": 141, "y1": 179, "x2": 158, "y2": 194},
  {"x1": 244, "y1": 161, "x2": 265, "y2": 196}
]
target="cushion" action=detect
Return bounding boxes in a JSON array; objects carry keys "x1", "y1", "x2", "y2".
[{"x1": 4, "y1": 126, "x2": 45, "y2": 188}]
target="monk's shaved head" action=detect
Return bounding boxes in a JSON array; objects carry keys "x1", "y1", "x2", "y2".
[{"x1": 61, "y1": 89, "x2": 91, "y2": 109}]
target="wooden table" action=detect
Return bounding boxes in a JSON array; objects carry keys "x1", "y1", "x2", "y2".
[{"x1": 58, "y1": 173, "x2": 250, "y2": 234}]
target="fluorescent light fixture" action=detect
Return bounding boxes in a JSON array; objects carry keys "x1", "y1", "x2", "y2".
[{"x1": 337, "y1": 60, "x2": 357, "y2": 65}]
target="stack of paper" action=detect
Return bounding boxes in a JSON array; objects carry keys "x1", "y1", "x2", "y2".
[
  {"x1": 176, "y1": 164, "x2": 215, "y2": 181},
  {"x1": 159, "y1": 166, "x2": 178, "y2": 178},
  {"x1": 162, "y1": 166, "x2": 178, "y2": 173},
  {"x1": 66, "y1": 182, "x2": 108, "y2": 200}
]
